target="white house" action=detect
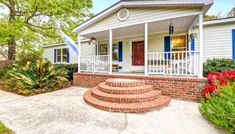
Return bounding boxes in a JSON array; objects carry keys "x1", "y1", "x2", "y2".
[{"x1": 42, "y1": 0, "x2": 235, "y2": 78}]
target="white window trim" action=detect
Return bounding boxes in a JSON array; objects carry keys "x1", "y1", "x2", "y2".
[{"x1": 55, "y1": 48, "x2": 69, "y2": 64}]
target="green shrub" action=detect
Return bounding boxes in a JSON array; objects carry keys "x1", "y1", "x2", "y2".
[
  {"x1": 199, "y1": 84, "x2": 235, "y2": 134},
  {"x1": 54, "y1": 64, "x2": 78, "y2": 81},
  {"x1": 8, "y1": 59, "x2": 69, "y2": 95},
  {"x1": 203, "y1": 58, "x2": 235, "y2": 76},
  {"x1": 0, "y1": 65, "x2": 13, "y2": 79},
  {"x1": 0, "y1": 121, "x2": 14, "y2": 134},
  {"x1": 15, "y1": 48, "x2": 43, "y2": 66}
]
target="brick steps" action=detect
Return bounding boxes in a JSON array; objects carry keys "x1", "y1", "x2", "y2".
[
  {"x1": 91, "y1": 86, "x2": 161, "y2": 103},
  {"x1": 83, "y1": 78, "x2": 171, "y2": 113},
  {"x1": 84, "y1": 90, "x2": 171, "y2": 113}
]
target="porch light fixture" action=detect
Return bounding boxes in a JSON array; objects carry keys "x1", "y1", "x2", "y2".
[{"x1": 169, "y1": 20, "x2": 174, "y2": 35}]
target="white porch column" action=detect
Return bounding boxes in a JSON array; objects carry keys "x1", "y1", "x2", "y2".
[
  {"x1": 77, "y1": 36, "x2": 81, "y2": 73},
  {"x1": 198, "y1": 13, "x2": 204, "y2": 78},
  {"x1": 109, "y1": 29, "x2": 113, "y2": 74},
  {"x1": 144, "y1": 23, "x2": 148, "y2": 76}
]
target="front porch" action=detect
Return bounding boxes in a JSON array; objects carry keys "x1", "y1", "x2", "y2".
[{"x1": 77, "y1": 9, "x2": 204, "y2": 78}]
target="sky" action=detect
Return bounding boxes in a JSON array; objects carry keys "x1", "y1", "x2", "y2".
[{"x1": 92, "y1": 0, "x2": 235, "y2": 17}]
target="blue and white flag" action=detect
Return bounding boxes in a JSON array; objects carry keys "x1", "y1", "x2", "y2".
[{"x1": 59, "y1": 30, "x2": 78, "y2": 55}]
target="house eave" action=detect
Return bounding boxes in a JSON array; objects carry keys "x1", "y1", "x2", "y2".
[
  {"x1": 203, "y1": 17, "x2": 235, "y2": 26},
  {"x1": 73, "y1": 0, "x2": 213, "y2": 33}
]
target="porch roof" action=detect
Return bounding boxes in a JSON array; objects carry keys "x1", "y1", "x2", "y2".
[
  {"x1": 73, "y1": 0, "x2": 213, "y2": 33},
  {"x1": 79, "y1": 15, "x2": 197, "y2": 41}
]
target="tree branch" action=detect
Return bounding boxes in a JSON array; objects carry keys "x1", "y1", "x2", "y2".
[
  {"x1": 26, "y1": 23, "x2": 53, "y2": 30},
  {"x1": 25, "y1": 0, "x2": 39, "y2": 23}
]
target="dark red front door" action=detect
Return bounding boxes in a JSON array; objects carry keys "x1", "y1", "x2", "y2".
[{"x1": 132, "y1": 41, "x2": 144, "y2": 66}]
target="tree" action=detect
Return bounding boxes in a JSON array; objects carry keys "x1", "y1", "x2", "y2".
[
  {"x1": 0, "y1": 0, "x2": 92, "y2": 60},
  {"x1": 204, "y1": 15, "x2": 219, "y2": 21}
]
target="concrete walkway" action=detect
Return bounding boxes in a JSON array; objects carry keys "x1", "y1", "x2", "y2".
[{"x1": 0, "y1": 87, "x2": 223, "y2": 134}]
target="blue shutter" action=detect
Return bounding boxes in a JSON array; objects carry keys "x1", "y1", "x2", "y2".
[
  {"x1": 54, "y1": 49, "x2": 56, "y2": 63},
  {"x1": 187, "y1": 34, "x2": 189, "y2": 51},
  {"x1": 66, "y1": 48, "x2": 70, "y2": 63},
  {"x1": 164, "y1": 36, "x2": 171, "y2": 59},
  {"x1": 118, "y1": 41, "x2": 123, "y2": 62},
  {"x1": 191, "y1": 38, "x2": 195, "y2": 51},
  {"x1": 232, "y1": 29, "x2": 235, "y2": 59}
]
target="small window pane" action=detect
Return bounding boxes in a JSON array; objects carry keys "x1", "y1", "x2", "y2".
[
  {"x1": 62, "y1": 48, "x2": 67, "y2": 62},
  {"x1": 56, "y1": 49, "x2": 61, "y2": 62},
  {"x1": 57, "y1": 49, "x2": 61, "y2": 55},
  {"x1": 62, "y1": 48, "x2": 67, "y2": 55},
  {"x1": 57, "y1": 56, "x2": 61, "y2": 62}
]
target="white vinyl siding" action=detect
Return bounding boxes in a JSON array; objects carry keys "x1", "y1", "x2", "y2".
[
  {"x1": 80, "y1": 7, "x2": 201, "y2": 35},
  {"x1": 193, "y1": 23, "x2": 235, "y2": 61},
  {"x1": 42, "y1": 41, "x2": 94, "y2": 64}
]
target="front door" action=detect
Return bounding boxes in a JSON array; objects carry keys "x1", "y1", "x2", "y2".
[{"x1": 132, "y1": 41, "x2": 144, "y2": 66}]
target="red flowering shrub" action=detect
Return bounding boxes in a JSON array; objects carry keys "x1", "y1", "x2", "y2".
[{"x1": 204, "y1": 70, "x2": 235, "y2": 97}]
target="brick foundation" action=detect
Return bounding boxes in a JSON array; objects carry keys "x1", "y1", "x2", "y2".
[{"x1": 74, "y1": 73, "x2": 207, "y2": 101}]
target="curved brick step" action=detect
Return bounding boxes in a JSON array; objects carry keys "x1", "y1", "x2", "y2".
[
  {"x1": 106, "y1": 79, "x2": 145, "y2": 87},
  {"x1": 98, "y1": 82, "x2": 153, "y2": 94},
  {"x1": 91, "y1": 86, "x2": 161, "y2": 103},
  {"x1": 84, "y1": 90, "x2": 171, "y2": 113}
]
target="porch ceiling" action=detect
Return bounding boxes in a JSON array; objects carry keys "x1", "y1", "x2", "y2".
[{"x1": 82, "y1": 15, "x2": 198, "y2": 40}]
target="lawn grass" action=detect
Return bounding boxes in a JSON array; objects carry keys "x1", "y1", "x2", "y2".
[{"x1": 0, "y1": 122, "x2": 14, "y2": 134}]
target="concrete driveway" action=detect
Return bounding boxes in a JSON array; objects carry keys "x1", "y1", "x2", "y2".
[{"x1": 0, "y1": 87, "x2": 223, "y2": 134}]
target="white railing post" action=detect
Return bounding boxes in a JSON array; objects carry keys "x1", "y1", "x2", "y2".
[
  {"x1": 199, "y1": 13, "x2": 204, "y2": 78},
  {"x1": 77, "y1": 36, "x2": 81, "y2": 73},
  {"x1": 145, "y1": 23, "x2": 148, "y2": 76},
  {"x1": 109, "y1": 29, "x2": 113, "y2": 74}
]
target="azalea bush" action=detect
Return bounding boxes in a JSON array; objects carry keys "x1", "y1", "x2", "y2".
[
  {"x1": 200, "y1": 84, "x2": 235, "y2": 134},
  {"x1": 200, "y1": 70, "x2": 235, "y2": 133},
  {"x1": 7, "y1": 59, "x2": 69, "y2": 95},
  {"x1": 203, "y1": 58, "x2": 235, "y2": 76},
  {"x1": 203, "y1": 70, "x2": 235, "y2": 97}
]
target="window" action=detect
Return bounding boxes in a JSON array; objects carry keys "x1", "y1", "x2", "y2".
[
  {"x1": 99, "y1": 44, "x2": 108, "y2": 55},
  {"x1": 98, "y1": 44, "x2": 119, "y2": 61},
  {"x1": 171, "y1": 35, "x2": 187, "y2": 59},
  {"x1": 55, "y1": 48, "x2": 68, "y2": 63}
]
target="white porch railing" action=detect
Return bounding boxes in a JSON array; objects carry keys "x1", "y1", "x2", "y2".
[
  {"x1": 79, "y1": 51, "x2": 199, "y2": 76},
  {"x1": 148, "y1": 51, "x2": 199, "y2": 76},
  {"x1": 80, "y1": 55, "x2": 110, "y2": 73}
]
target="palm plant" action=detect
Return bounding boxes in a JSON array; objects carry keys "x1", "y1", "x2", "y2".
[{"x1": 8, "y1": 59, "x2": 68, "y2": 94}]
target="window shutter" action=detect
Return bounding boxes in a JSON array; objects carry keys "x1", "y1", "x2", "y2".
[
  {"x1": 66, "y1": 48, "x2": 70, "y2": 63},
  {"x1": 232, "y1": 29, "x2": 235, "y2": 59},
  {"x1": 187, "y1": 34, "x2": 189, "y2": 51},
  {"x1": 118, "y1": 41, "x2": 123, "y2": 62},
  {"x1": 164, "y1": 36, "x2": 171, "y2": 59},
  {"x1": 54, "y1": 49, "x2": 56, "y2": 63},
  {"x1": 191, "y1": 38, "x2": 195, "y2": 51}
]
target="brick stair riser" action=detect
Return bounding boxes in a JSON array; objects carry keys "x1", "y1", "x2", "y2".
[
  {"x1": 98, "y1": 83, "x2": 153, "y2": 94},
  {"x1": 105, "y1": 79, "x2": 145, "y2": 87},
  {"x1": 91, "y1": 89, "x2": 161, "y2": 103}
]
